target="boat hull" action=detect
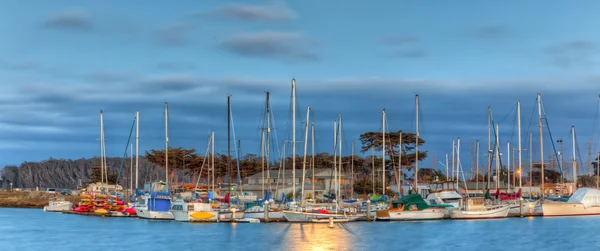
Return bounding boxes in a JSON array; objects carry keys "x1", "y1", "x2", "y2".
[
  {"x1": 542, "y1": 203, "x2": 600, "y2": 217},
  {"x1": 377, "y1": 208, "x2": 446, "y2": 221},
  {"x1": 451, "y1": 206, "x2": 509, "y2": 219},
  {"x1": 44, "y1": 202, "x2": 72, "y2": 212},
  {"x1": 135, "y1": 208, "x2": 174, "y2": 220},
  {"x1": 282, "y1": 211, "x2": 361, "y2": 223}
]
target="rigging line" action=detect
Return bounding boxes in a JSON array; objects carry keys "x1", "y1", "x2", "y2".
[
  {"x1": 114, "y1": 118, "x2": 136, "y2": 190},
  {"x1": 541, "y1": 101, "x2": 564, "y2": 177},
  {"x1": 497, "y1": 103, "x2": 517, "y2": 125},
  {"x1": 269, "y1": 99, "x2": 281, "y2": 160},
  {"x1": 194, "y1": 135, "x2": 211, "y2": 191}
]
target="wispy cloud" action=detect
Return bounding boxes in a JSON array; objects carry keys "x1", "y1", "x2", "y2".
[
  {"x1": 155, "y1": 22, "x2": 195, "y2": 46},
  {"x1": 43, "y1": 10, "x2": 93, "y2": 31},
  {"x1": 547, "y1": 40, "x2": 598, "y2": 68},
  {"x1": 473, "y1": 25, "x2": 510, "y2": 38},
  {"x1": 390, "y1": 49, "x2": 427, "y2": 58},
  {"x1": 220, "y1": 31, "x2": 318, "y2": 61},
  {"x1": 202, "y1": 2, "x2": 296, "y2": 22},
  {"x1": 381, "y1": 35, "x2": 426, "y2": 59}
]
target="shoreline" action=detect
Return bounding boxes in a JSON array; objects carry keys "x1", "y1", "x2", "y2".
[{"x1": 0, "y1": 191, "x2": 80, "y2": 209}]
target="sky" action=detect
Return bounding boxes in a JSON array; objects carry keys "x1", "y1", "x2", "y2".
[{"x1": 1, "y1": 1, "x2": 600, "y2": 177}]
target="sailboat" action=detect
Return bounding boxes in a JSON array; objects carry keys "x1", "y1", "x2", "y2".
[
  {"x1": 543, "y1": 126, "x2": 600, "y2": 216},
  {"x1": 377, "y1": 95, "x2": 446, "y2": 221},
  {"x1": 135, "y1": 102, "x2": 174, "y2": 220},
  {"x1": 451, "y1": 137, "x2": 509, "y2": 219}
]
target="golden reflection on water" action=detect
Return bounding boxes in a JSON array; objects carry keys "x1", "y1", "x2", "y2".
[{"x1": 282, "y1": 223, "x2": 353, "y2": 251}]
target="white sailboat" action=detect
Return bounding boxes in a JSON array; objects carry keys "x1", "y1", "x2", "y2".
[{"x1": 135, "y1": 102, "x2": 174, "y2": 220}]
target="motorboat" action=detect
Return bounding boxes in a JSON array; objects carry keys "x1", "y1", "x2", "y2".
[
  {"x1": 451, "y1": 198, "x2": 509, "y2": 219},
  {"x1": 43, "y1": 197, "x2": 72, "y2": 212},
  {"x1": 376, "y1": 194, "x2": 446, "y2": 221},
  {"x1": 543, "y1": 188, "x2": 600, "y2": 217},
  {"x1": 170, "y1": 196, "x2": 218, "y2": 222},
  {"x1": 135, "y1": 182, "x2": 174, "y2": 220}
]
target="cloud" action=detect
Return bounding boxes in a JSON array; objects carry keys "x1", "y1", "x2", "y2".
[
  {"x1": 202, "y1": 2, "x2": 296, "y2": 22},
  {"x1": 547, "y1": 40, "x2": 598, "y2": 68},
  {"x1": 156, "y1": 62, "x2": 197, "y2": 71},
  {"x1": 87, "y1": 71, "x2": 135, "y2": 82},
  {"x1": 43, "y1": 10, "x2": 93, "y2": 31},
  {"x1": 473, "y1": 25, "x2": 509, "y2": 38},
  {"x1": 155, "y1": 22, "x2": 194, "y2": 46},
  {"x1": 139, "y1": 75, "x2": 200, "y2": 92},
  {"x1": 220, "y1": 32, "x2": 318, "y2": 61},
  {"x1": 381, "y1": 35, "x2": 425, "y2": 59}
]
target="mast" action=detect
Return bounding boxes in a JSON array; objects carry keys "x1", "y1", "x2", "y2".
[
  {"x1": 476, "y1": 140, "x2": 480, "y2": 191},
  {"x1": 572, "y1": 126, "x2": 577, "y2": 190},
  {"x1": 487, "y1": 107, "x2": 492, "y2": 188},
  {"x1": 352, "y1": 140, "x2": 355, "y2": 199},
  {"x1": 495, "y1": 124, "x2": 500, "y2": 190},
  {"x1": 292, "y1": 79, "x2": 297, "y2": 200},
  {"x1": 301, "y1": 107, "x2": 310, "y2": 199},
  {"x1": 165, "y1": 102, "x2": 169, "y2": 184},
  {"x1": 518, "y1": 101, "x2": 522, "y2": 190},
  {"x1": 452, "y1": 140, "x2": 455, "y2": 181},
  {"x1": 382, "y1": 109, "x2": 386, "y2": 195},
  {"x1": 135, "y1": 111, "x2": 139, "y2": 189},
  {"x1": 227, "y1": 96, "x2": 231, "y2": 193},
  {"x1": 371, "y1": 148, "x2": 375, "y2": 194},
  {"x1": 529, "y1": 133, "x2": 533, "y2": 197},
  {"x1": 537, "y1": 93, "x2": 544, "y2": 197},
  {"x1": 415, "y1": 94, "x2": 419, "y2": 192},
  {"x1": 456, "y1": 137, "x2": 461, "y2": 190},
  {"x1": 100, "y1": 110, "x2": 104, "y2": 184},
  {"x1": 398, "y1": 132, "x2": 403, "y2": 196},
  {"x1": 333, "y1": 120, "x2": 337, "y2": 202},
  {"x1": 508, "y1": 142, "x2": 511, "y2": 191},
  {"x1": 338, "y1": 115, "x2": 343, "y2": 201},
  {"x1": 311, "y1": 123, "x2": 315, "y2": 197},
  {"x1": 266, "y1": 92, "x2": 271, "y2": 193},
  {"x1": 130, "y1": 144, "x2": 133, "y2": 194}
]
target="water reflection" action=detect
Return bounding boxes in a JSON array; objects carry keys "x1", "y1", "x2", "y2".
[{"x1": 285, "y1": 223, "x2": 353, "y2": 251}]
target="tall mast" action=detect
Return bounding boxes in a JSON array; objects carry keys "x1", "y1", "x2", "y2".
[
  {"x1": 301, "y1": 107, "x2": 310, "y2": 199},
  {"x1": 352, "y1": 140, "x2": 355, "y2": 199},
  {"x1": 487, "y1": 107, "x2": 491, "y2": 188},
  {"x1": 495, "y1": 124, "x2": 500, "y2": 190},
  {"x1": 266, "y1": 92, "x2": 271, "y2": 193},
  {"x1": 398, "y1": 132, "x2": 403, "y2": 196},
  {"x1": 130, "y1": 143, "x2": 133, "y2": 194},
  {"x1": 518, "y1": 101, "x2": 522, "y2": 190},
  {"x1": 415, "y1": 94, "x2": 419, "y2": 192},
  {"x1": 529, "y1": 133, "x2": 533, "y2": 196},
  {"x1": 311, "y1": 123, "x2": 315, "y2": 197},
  {"x1": 382, "y1": 109, "x2": 386, "y2": 195},
  {"x1": 371, "y1": 148, "x2": 375, "y2": 194},
  {"x1": 100, "y1": 110, "x2": 104, "y2": 184},
  {"x1": 572, "y1": 126, "x2": 577, "y2": 190},
  {"x1": 338, "y1": 115, "x2": 343, "y2": 200},
  {"x1": 333, "y1": 120, "x2": 337, "y2": 201},
  {"x1": 476, "y1": 140, "x2": 480, "y2": 191},
  {"x1": 165, "y1": 102, "x2": 169, "y2": 184},
  {"x1": 508, "y1": 142, "x2": 511, "y2": 191},
  {"x1": 537, "y1": 93, "x2": 544, "y2": 197},
  {"x1": 452, "y1": 140, "x2": 455, "y2": 181},
  {"x1": 227, "y1": 96, "x2": 231, "y2": 192},
  {"x1": 135, "y1": 111, "x2": 139, "y2": 189},
  {"x1": 456, "y1": 137, "x2": 461, "y2": 190},
  {"x1": 292, "y1": 79, "x2": 296, "y2": 200}
]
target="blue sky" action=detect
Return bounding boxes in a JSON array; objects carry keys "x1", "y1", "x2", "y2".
[{"x1": 1, "y1": 1, "x2": 600, "y2": 177}]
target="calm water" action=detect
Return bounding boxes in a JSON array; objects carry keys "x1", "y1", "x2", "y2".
[{"x1": 1, "y1": 208, "x2": 599, "y2": 251}]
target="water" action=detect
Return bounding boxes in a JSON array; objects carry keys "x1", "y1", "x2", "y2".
[{"x1": 1, "y1": 208, "x2": 599, "y2": 251}]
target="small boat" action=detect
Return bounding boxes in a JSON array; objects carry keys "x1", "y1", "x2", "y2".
[
  {"x1": 450, "y1": 198, "x2": 509, "y2": 219},
  {"x1": 376, "y1": 194, "x2": 446, "y2": 221},
  {"x1": 170, "y1": 198, "x2": 218, "y2": 222},
  {"x1": 135, "y1": 182, "x2": 174, "y2": 220},
  {"x1": 242, "y1": 203, "x2": 286, "y2": 222},
  {"x1": 43, "y1": 197, "x2": 72, "y2": 212},
  {"x1": 543, "y1": 188, "x2": 600, "y2": 217}
]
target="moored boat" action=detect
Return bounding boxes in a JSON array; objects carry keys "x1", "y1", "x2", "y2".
[
  {"x1": 376, "y1": 194, "x2": 446, "y2": 221},
  {"x1": 44, "y1": 197, "x2": 72, "y2": 212},
  {"x1": 135, "y1": 181, "x2": 174, "y2": 220},
  {"x1": 543, "y1": 188, "x2": 600, "y2": 217},
  {"x1": 450, "y1": 198, "x2": 509, "y2": 219},
  {"x1": 170, "y1": 197, "x2": 218, "y2": 222}
]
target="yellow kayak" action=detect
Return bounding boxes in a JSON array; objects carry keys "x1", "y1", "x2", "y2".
[
  {"x1": 190, "y1": 212, "x2": 216, "y2": 219},
  {"x1": 94, "y1": 209, "x2": 109, "y2": 215}
]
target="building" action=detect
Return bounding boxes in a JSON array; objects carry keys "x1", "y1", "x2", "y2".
[{"x1": 241, "y1": 168, "x2": 353, "y2": 200}]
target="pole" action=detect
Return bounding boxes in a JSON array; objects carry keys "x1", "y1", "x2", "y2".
[
  {"x1": 495, "y1": 124, "x2": 500, "y2": 190},
  {"x1": 572, "y1": 126, "x2": 577, "y2": 191},
  {"x1": 338, "y1": 115, "x2": 343, "y2": 200},
  {"x1": 130, "y1": 143, "x2": 133, "y2": 195},
  {"x1": 382, "y1": 109, "x2": 386, "y2": 195},
  {"x1": 452, "y1": 140, "x2": 455, "y2": 181},
  {"x1": 312, "y1": 123, "x2": 315, "y2": 198},
  {"x1": 301, "y1": 107, "x2": 310, "y2": 199},
  {"x1": 398, "y1": 132, "x2": 403, "y2": 196},
  {"x1": 476, "y1": 140, "x2": 480, "y2": 192},
  {"x1": 165, "y1": 102, "x2": 169, "y2": 184},
  {"x1": 261, "y1": 129, "x2": 265, "y2": 197},
  {"x1": 456, "y1": 137, "x2": 461, "y2": 192},
  {"x1": 212, "y1": 132, "x2": 215, "y2": 192},
  {"x1": 518, "y1": 101, "x2": 522, "y2": 190},
  {"x1": 487, "y1": 107, "x2": 491, "y2": 188},
  {"x1": 292, "y1": 79, "x2": 296, "y2": 200},
  {"x1": 508, "y1": 142, "x2": 511, "y2": 191},
  {"x1": 135, "y1": 111, "x2": 139, "y2": 189},
  {"x1": 266, "y1": 93, "x2": 271, "y2": 193},
  {"x1": 538, "y1": 93, "x2": 544, "y2": 197},
  {"x1": 100, "y1": 111, "x2": 104, "y2": 184},
  {"x1": 415, "y1": 94, "x2": 419, "y2": 193},
  {"x1": 371, "y1": 148, "x2": 375, "y2": 194},
  {"x1": 529, "y1": 133, "x2": 533, "y2": 197}
]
